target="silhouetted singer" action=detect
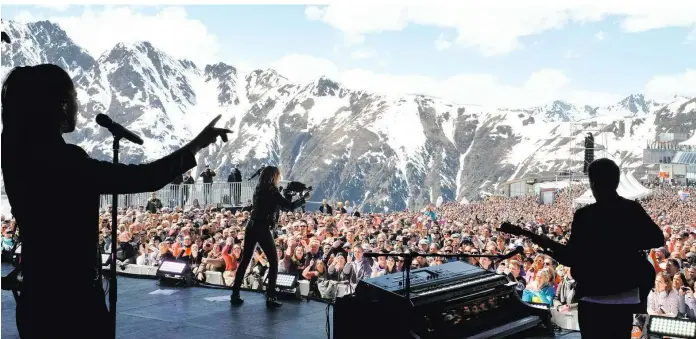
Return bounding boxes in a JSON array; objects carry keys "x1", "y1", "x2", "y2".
[
  {"x1": 229, "y1": 166, "x2": 309, "y2": 308},
  {"x1": 500, "y1": 158, "x2": 663, "y2": 339},
  {"x1": 1, "y1": 64, "x2": 232, "y2": 339}
]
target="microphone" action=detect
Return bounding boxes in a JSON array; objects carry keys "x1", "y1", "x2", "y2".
[{"x1": 96, "y1": 114, "x2": 143, "y2": 145}]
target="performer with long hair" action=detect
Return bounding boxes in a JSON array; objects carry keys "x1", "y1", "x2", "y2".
[
  {"x1": 1, "y1": 64, "x2": 231, "y2": 338},
  {"x1": 230, "y1": 166, "x2": 308, "y2": 308}
]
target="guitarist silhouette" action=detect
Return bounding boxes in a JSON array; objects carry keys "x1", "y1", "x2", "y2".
[{"x1": 499, "y1": 159, "x2": 663, "y2": 339}]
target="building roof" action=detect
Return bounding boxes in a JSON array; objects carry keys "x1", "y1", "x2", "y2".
[{"x1": 673, "y1": 151, "x2": 696, "y2": 165}]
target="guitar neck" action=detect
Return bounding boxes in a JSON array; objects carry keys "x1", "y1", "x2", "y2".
[{"x1": 518, "y1": 229, "x2": 560, "y2": 253}]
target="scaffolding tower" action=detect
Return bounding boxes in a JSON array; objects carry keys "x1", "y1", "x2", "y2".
[{"x1": 565, "y1": 120, "x2": 609, "y2": 211}]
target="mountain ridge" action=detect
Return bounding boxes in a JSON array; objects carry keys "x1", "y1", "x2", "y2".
[{"x1": 2, "y1": 20, "x2": 695, "y2": 212}]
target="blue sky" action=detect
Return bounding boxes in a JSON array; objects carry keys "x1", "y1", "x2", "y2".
[{"x1": 2, "y1": 3, "x2": 695, "y2": 107}]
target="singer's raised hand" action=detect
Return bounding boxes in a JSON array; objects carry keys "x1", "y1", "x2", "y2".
[{"x1": 186, "y1": 115, "x2": 233, "y2": 154}]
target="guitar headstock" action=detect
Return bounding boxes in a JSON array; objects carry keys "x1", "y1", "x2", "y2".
[{"x1": 498, "y1": 222, "x2": 526, "y2": 237}]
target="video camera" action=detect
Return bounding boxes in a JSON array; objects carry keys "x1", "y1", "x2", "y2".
[
  {"x1": 279, "y1": 181, "x2": 312, "y2": 213},
  {"x1": 284, "y1": 181, "x2": 312, "y2": 194}
]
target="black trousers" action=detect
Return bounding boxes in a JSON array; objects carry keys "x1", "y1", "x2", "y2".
[
  {"x1": 578, "y1": 301, "x2": 634, "y2": 339},
  {"x1": 232, "y1": 223, "x2": 278, "y2": 296},
  {"x1": 232, "y1": 182, "x2": 241, "y2": 205},
  {"x1": 182, "y1": 186, "x2": 190, "y2": 207},
  {"x1": 203, "y1": 183, "x2": 211, "y2": 205}
]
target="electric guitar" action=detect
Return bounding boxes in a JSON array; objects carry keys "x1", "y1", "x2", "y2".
[
  {"x1": 498, "y1": 222, "x2": 567, "y2": 259},
  {"x1": 498, "y1": 222, "x2": 654, "y2": 311}
]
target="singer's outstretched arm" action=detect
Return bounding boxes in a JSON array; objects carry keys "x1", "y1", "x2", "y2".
[
  {"x1": 272, "y1": 189, "x2": 306, "y2": 210},
  {"x1": 66, "y1": 144, "x2": 197, "y2": 195}
]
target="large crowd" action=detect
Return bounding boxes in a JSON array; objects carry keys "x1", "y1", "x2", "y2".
[{"x1": 2, "y1": 180, "x2": 696, "y2": 332}]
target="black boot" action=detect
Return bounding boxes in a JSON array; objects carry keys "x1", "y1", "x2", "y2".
[
  {"x1": 266, "y1": 295, "x2": 282, "y2": 308},
  {"x1": 230, "y1": 289, "x2": 243, "y2": 305}
]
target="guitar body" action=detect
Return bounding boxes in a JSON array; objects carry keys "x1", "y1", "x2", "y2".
[
  {"x1": 633, "y1": 252, "x2": 656, "y2": 313},
  {"x1": 499, "y1": 222, "x2": 655, "y2": 313}
]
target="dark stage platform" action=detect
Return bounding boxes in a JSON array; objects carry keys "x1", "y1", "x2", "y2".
[{"x1": 1, "y1": 264, "x2": 580, "y2": 339}]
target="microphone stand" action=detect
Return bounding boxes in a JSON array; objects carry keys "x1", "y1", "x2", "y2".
[{"x1": 108, "y1": 135, "x2": 122, "y2": 339}]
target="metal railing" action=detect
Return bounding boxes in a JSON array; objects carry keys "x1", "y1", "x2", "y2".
[
  {"x1": 97, "y1": 180, "x2": 326, "y2": 211},
  {"x1": 98, "y1": 181, "x2": 259, "y2": 210},
  {"x1": 3, "y1": 180, "x2": 325, "y2": 215}
]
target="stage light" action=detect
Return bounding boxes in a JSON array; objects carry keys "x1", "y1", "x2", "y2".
[
  {"x1": 265, "y1": 273, "x2": 300, "y2": 300},
  {"x1": 157, "y1": 260, "x2": 187, "y2": 276},
  {"x1": 155, "y1": 260, "x2": 194, "y2": 286},
  {"x1": 525, "y1": 302, "x2": 551, "y2": 311},
  {"x1": 648, "y1": 316, "x2": 696, "y2": 338},
  {"x1": 276, "y1": 273, "x2": 298, "y2": 289}
]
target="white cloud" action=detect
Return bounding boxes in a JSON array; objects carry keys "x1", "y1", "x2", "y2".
[
  {"x1": 644, "y1": 69, "x2": 696, "y2": 101},
  {"x1": 47, "y1": 6, "x2": 221, "y2": 66},
  {"x1": 35, "y1": 4, "x2": 71, "y2": 12},
  {"x1": 434, "y1": 33, "x2": 452, "y2": 52},
  {"x1": 304, "y1": 6, "x2": 324, "y2": 21},
  {"x1": 342, "y1": 31, "x2": 365, "y2": 46},
  {"x1": 268, "y1": 53, "x2": 620, "y2": 107},
  {"x1": 13, "y1": 11, "x2": 38, "y2": 23},
  {"x1": 524, "y1": 69, "x2": 570, "y2": 91},
  {"x1": 304, "y1": 2, "x2": 696, "y2": 55},
  {"x1": 594, "y1": 30, "x2": 606, "y2": 41},
  {"x1": 350, "y1": 48, "x2": 376, "y2": 59}
]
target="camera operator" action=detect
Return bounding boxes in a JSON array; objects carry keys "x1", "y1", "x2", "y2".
[
  {"x1": 229, "y1": 166, "x2": 309, "y2": 308},
  {"x1": 200, "y1": 166, "x2": 216, "y2": 205}
]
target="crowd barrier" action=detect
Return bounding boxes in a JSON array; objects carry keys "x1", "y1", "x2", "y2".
[
  {"x1": 102, "y1": 263, "x2": 353, "y2": 299},
  {"x1": 97, "y1": 180, "x2": 327, "y2": 212},
  {"x1": 99, "y1": 181, "x2": 259, "y2": 210}
]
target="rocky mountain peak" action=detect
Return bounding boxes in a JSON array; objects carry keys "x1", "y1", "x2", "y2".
[
  {"x1": 1, "y1": 20, "x2": 694, "y2": 211},
  {"x1": 204, "y1": 62, "x2": 237, "y2": 78},
  {"x1": 619, "y1": 93, "x2": 648, "y2": 114},
  {"x1": 2, "y1": 20, "x2": 95, "y2": 79}
]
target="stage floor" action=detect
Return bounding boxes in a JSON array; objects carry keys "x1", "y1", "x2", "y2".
[{"x1": 1, "y1": 264, "x2": 580, "y2": 339}]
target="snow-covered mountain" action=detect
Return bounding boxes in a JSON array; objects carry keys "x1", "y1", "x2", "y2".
[{"x1": 2, "y1": 20, "x2": 695, "y2": 212}]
